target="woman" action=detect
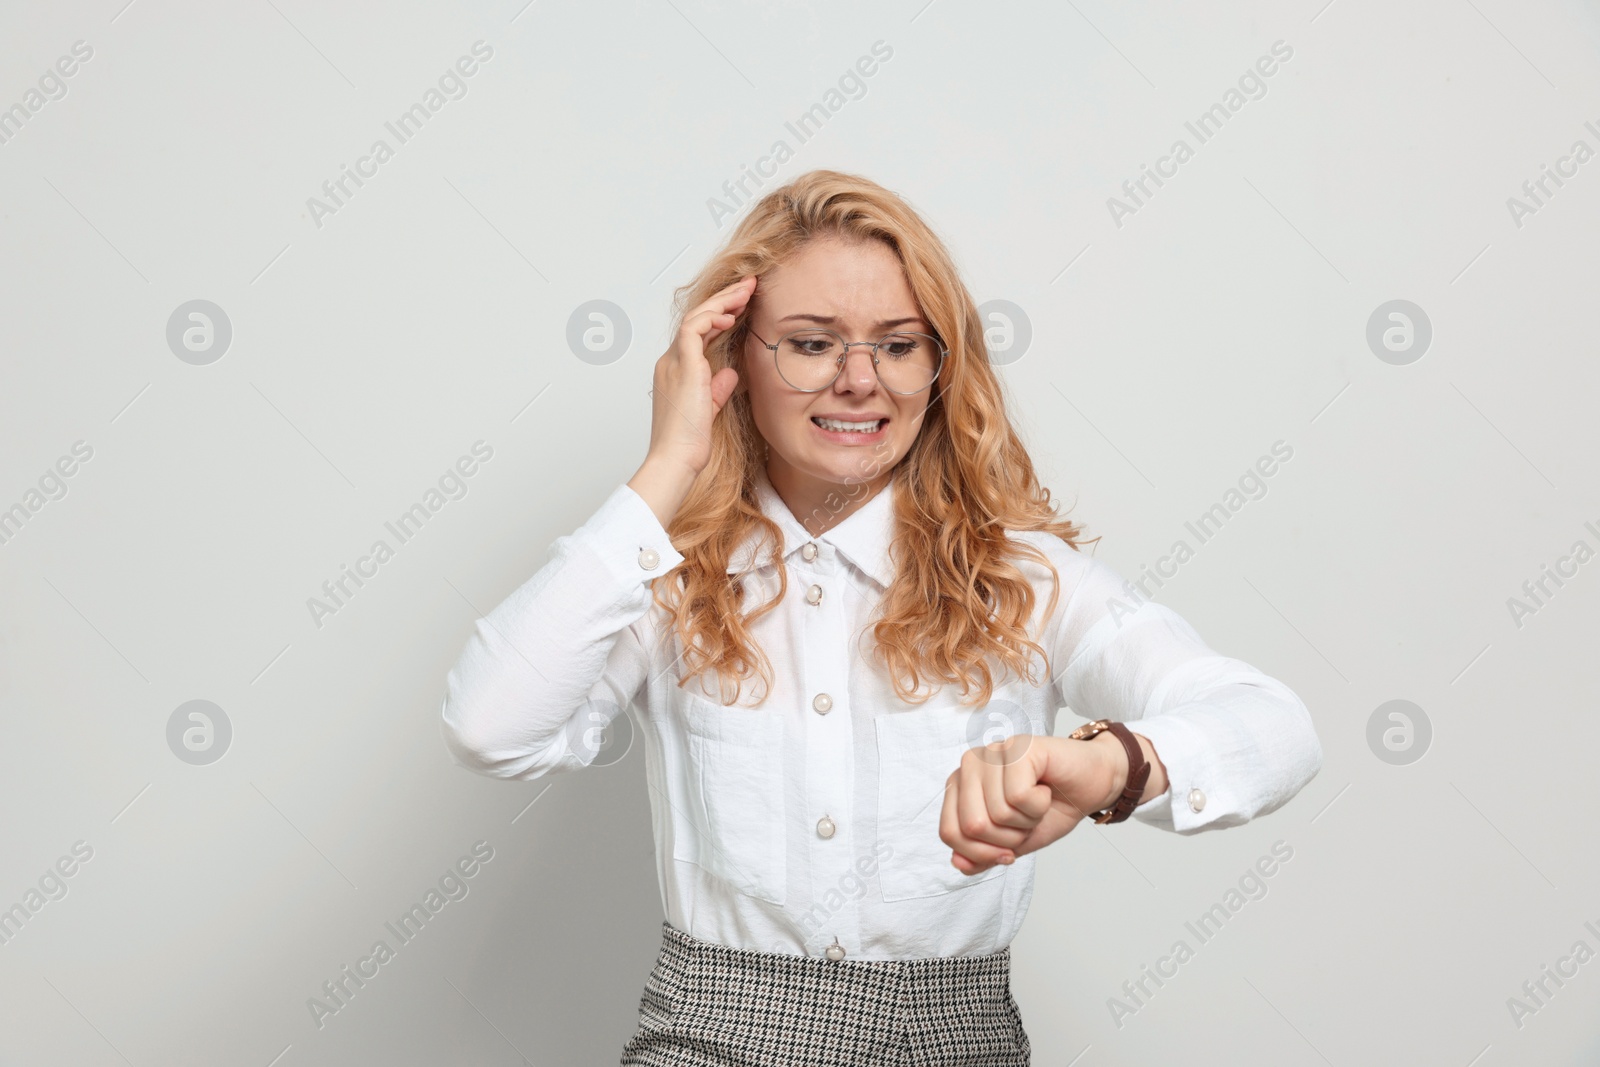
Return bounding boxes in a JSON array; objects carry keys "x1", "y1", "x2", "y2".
[{"x1": 440, "y1": 170, "x2": 1323, "y2": 1065}]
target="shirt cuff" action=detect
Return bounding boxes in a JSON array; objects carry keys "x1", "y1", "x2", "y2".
[
  {"x1": 570, "y1": 482, "x2": 687, "y2": 589},
  {"x1": 1124, "y1": 712, "x2": 1227, "y2": 834}
]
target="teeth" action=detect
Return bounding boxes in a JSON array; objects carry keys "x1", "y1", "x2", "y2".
[{"x1": 814, "y1": 417, "x2": 884, "y2": 432}]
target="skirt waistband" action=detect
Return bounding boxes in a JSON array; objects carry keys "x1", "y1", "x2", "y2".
[
  {"x1": 657, "y1": 920, "x2": 1013, "y2": 976},
  {"x1": 622, "y1": 921, "x2": 1031, "y2": 1065}
]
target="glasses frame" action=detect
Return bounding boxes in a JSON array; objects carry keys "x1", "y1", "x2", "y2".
[{"x1": 748, "y1": 326, "x2": 948, "y2": 396}]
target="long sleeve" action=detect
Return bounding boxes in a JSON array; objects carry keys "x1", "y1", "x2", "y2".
[
  {"x1": 440, "y1": 482, "x2": 684, "y2": 780},
  {"x1": 1047, "y1": 552, "x2": 1323, "y2": 834}
]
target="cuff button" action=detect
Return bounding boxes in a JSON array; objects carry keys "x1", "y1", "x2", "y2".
[
  {"x1": 1188, "y1": 788, "x2": 1206, "y2": 813},
  {"x1": 638, "y1": 547, "x2": 660, "y2": 570}
]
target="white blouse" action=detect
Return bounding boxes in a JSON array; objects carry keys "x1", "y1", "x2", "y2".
[{"x1": 439, "y1": 466, "x2": 1322, "y2": 961}]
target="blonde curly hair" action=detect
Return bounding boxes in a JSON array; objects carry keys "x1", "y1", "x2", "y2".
[{"x1": 654, "y1": 169, "x2": 1097, "y2": 708}]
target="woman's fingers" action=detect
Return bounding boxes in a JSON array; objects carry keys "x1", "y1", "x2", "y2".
[
  {"x1": 940, "y1": 738, "x2": 1064, "y2": 874},
  {"x1": 941, "y1": 776, "x2": 1015, "y2": 873},
  {"x1": 688, "y1": 276, "x2": 755, "y2": 321},
  {"x1": 941, "y1": 762, "x2": 1026, "y2": 873},
  {"x1": 697, "y1": 311, "x2": 739, "y2": 352},
  {"x1": 668, "y1": 277, "x2": 755, "y2": 395},
  {"x1": 682, "y1": 277, "x2": 756, "y2": 353},
  {"x1": 972, "y1": 738, "x2": 1045, "y2": 836},
  {"x1": 639, "y1": 276, "x2": 757, "y2": 480}
]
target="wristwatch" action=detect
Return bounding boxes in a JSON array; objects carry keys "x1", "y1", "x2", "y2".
[{"x1": 1067, "y1": 719, "x2": 1151, "y2": 824}]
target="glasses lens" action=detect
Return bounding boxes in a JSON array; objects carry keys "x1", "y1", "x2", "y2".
[
  {"x1": 874, "y1": 333, "x2": 940, "y2": 393},
  {"x1": 775, "y1": 330, "x2": 845, "y2": 389},
  {"x1": 772, "y1": 330, "x2": 943, "y2": 392}
]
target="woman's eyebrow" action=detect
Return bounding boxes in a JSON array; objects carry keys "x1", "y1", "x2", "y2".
[{"x1": 776, "y1": 313, "x2": 926, "y2": 328}]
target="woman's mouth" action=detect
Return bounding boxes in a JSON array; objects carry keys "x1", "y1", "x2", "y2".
[{"x1": 811, "y1": 416, "x2": 888, "y2": 437}]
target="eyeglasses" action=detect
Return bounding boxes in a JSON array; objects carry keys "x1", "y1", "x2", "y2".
[{"x1": 748, "y1": 327, "x2": 946, "y2": 395}]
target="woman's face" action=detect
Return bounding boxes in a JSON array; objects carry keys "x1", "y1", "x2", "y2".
[{"x1": 742, "y1": 235, "x2": 937, "y2": 493}]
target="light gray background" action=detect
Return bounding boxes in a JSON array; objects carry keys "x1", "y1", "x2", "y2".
[{"x1": 2, "y1": 0, "x2": 1598, "y2": 1063}]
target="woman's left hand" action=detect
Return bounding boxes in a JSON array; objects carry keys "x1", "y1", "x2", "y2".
[{"x1": 938, "y1": 734, "x2": 1120, "y2": 875}]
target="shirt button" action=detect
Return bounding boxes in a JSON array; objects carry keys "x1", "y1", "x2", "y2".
[
  {"x1": 816, "y1": 815, "x2": 836, "y2": 839},
  {"x1": 806, "y1": 584, "x2": 823, "y2": 605},
  {"x1": 824, "y1": 937, "x2": 846, "y2": 961},
  {"x1": 801, "y1": 542, "x2": 818, "y2": 562},
  {"x1": 637, "y1": 547, "x2": 660, "y2": 570},
  {"x1": 1188, "y1": 788, "x2": 1206, "y2": 813},
  {"x1": 812, "y1": 693, "x2": 833, "y2": 714}
]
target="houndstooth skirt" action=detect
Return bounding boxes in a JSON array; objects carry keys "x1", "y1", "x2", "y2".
[{"x1": 619, "y1": 921, "x2": 1031, "y2": 1066}]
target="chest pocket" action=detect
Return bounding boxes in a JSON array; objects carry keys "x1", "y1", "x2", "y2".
[
  {"x1": 676, "y1": 694, "x2": 787, "y2": 906},
  {"x1": 875, "y1": 707, "x2": 1009, "y2": 902}
]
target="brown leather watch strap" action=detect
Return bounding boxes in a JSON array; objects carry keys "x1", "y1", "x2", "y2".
[{"x1": 1069, "y1": 719, "x2": 1152, "y2": 824}]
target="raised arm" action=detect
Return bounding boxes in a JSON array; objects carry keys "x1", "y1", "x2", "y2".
[
  {"x1": 442, "y1": 275, "x2": 757, "y2": 779},
  {"x1": 439, "y1": 483, "x2": 683, "y2": 780}
]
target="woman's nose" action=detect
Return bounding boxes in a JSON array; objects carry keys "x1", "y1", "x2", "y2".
[{"x1": 836, "y1": 345, "x2": 879, "y2": 391}]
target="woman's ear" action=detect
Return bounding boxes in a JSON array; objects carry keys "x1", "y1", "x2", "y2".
[{"x1": 709, "y1": 367, "x2": 741, "y2": 410}]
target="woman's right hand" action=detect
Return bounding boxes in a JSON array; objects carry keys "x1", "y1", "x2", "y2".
[{"x1": 628, "y1": 275, "x2": 755, "y2": 527}]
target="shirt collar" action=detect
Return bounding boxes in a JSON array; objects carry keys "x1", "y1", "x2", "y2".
[{"x1": 725, "y1": 465, "x2": 897, "y2": 588}]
